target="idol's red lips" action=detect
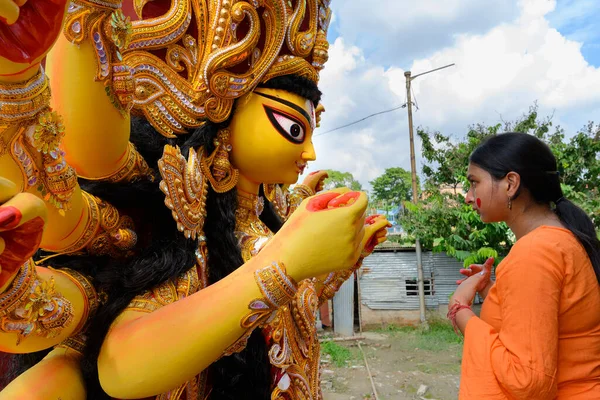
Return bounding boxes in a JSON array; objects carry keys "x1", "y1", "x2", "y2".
[
  {"x1": 0, "y1": 0, "x2": 68, "y2": 64},
  {"x1": 295, "y1": 161, "x2": 307, "y2": 174}
]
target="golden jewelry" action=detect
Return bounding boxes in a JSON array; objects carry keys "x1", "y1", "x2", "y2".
[
  {"x1": 266, "y1": 183, "x2": 314, "y2": 221},
  {"x1": 263, "y1": 183, "x2": 290, "y2": 220},
  {"x1": 224, "y1": 262, "x2": 297, "y2": 357},
  {"x1": 86, "y1": 194, "x2": 138, "y2": 257},
  {"x1": 318, "y1": 257, "x2": 364, "y2": 304},
  {"x1": 235, "y1": 191, "x2": 272, "y2": 262},
  {"x1": 113, "y1": 0, "x2": 333, "y2": 138},
  {"x1": 84, "y1": 142, "x2": 154, "y2": 183},
  {"x1": 0, "y1": 68, "x2": 51, "y2": 124},
  {"x1": 158, "y1": 144, "x2": 209, "y2": 240},
  {"x1": 31, "y1": 112, "x2": 78, "y2": 213},
  {"x1": 64, "y1": 0, "x2": 134, "y2": 115},
  {"x1": 0, "y1": 260, "x2": 74, "y2": 345},
  {"x1": 50, "y1": 268, "x2": 99, "y2": 336},
  {"x1": 195, "y1": 240, "x2": 210, "y2": 289},
  {"x1": 292, "y1": 184, "x2": 315, "y2": 199},
  {"x1": 268, "y1": 280, "x2": 322, "y2": 399},
  {"x1": 125, "y1": 266, "x2": 200, "y2": 314},
  {"x1": 51, "y1": 191, "x2": 101, "y2": 254},
  {"x1": 55, "y1": 331, "x2": 87, "y2": 355},
  {"x1": 199, "y1": 129, "x2": 239, "y2": 193},
  {"x1": 49, "y1": 191, "x2": 137, "y2": 258},
  {"x1": 1, "y1": 71, "x2": 77, "y2": 213}
]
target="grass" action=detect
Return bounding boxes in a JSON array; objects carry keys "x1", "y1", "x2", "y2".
[
  {"x1": 321, "y1": 340, "x2": 355, "y2": 367},
  {"x1": 376, "y1": 320, "x2": 463, "y2": 352},
  {"x1": 417, "y1": 321, "x2": 463, "y2": 351}
]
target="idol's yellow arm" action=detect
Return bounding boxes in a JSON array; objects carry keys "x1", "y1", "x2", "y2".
[
  {"x1": 98, "y1": 192, "x2": 374, "y2": 398},
  {"x1": 0, "y1": 347, "x2": 86, "y2": 400}
]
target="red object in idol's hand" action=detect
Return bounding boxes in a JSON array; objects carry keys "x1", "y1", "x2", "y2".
[
  {"x1": 0, "y1": 0, "x2": 68, "y2": 64},
  {"x1": 0, "y1": 206, "x2": 44, "y2": 288}
]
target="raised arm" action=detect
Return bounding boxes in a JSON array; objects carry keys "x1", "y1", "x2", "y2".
[
  {"x1": 0, "y1": 180, "x2": 98, "y2": 352},
  {"x1": 98, "y1": 191, "x2": 372, "y2": 398},
  {"x1": 45, "y1": 0, "x2": 134, "y2": 179},
  {"x1": 457, "y1": 239, "x2": 562, "y2": 399},
  {"x1": 0, "y1": 346, "x2": 86, "y2": 399}
]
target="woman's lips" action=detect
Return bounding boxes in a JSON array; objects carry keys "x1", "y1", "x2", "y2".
[{"x1": 0, "y1": 0, "x2": 68, "y2": 64}]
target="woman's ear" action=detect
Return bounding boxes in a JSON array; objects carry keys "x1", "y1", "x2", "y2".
[{"x1": 505, "y1": 171, "x2": 521, "y2": 198}]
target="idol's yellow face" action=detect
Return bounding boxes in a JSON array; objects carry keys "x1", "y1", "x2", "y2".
[{"x1": 229, "y1": 88, "x2": 317, "y2": 185}]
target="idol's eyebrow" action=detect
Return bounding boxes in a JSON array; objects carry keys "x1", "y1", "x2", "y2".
[{"x1": 254, "y1": 91, "x2": 312, "y2": 127}]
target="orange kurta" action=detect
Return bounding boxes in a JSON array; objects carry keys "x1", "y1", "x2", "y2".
[{"x1": 460, "y1": 226, "x2": 600, "y2": 399}]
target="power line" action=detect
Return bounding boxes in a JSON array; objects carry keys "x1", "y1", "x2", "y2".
[{"x1": 315, "y1": 105, "x2": 407, "y2": 136}]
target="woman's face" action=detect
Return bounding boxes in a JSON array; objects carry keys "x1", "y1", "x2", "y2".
[
  {"x1": 228, "y1": 88, "x2": 317, "y2": 185},
  {"x1": 465, "y1": 163, "x2": 509, "y2": 223}
]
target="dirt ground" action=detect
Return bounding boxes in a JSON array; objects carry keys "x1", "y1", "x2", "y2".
[{"x1": 320, "y1": 322, "x2": 463, "y2": 400}]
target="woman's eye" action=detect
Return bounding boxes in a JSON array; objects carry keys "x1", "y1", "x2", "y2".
[{"x1": 264, "y1": 105, "x2": 306, "y2": 144}]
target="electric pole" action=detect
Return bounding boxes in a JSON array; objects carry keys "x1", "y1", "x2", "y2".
[{"x1": 404, "y1": 63, "x2": 455, "y2": 329}]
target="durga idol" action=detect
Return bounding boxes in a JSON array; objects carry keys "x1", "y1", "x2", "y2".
[{"x1": 0, "y1": 0, "x2": 390, "y2": 398}]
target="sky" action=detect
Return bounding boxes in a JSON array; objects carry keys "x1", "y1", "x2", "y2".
[{"x1": 303, "y1": 0, "x2": 600, "y2": 191}]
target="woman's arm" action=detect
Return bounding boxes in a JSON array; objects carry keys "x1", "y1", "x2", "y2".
[{"x1": 457, "y1": 239, "x2": 562, "y2": 399}]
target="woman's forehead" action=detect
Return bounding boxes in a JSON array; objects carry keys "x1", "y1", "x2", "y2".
[{"x1": 467, "y1": 163, "x2": 483, "y2": 175}]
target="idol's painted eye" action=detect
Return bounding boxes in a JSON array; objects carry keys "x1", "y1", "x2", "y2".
[{"x1": 263, "y1": 105, "x2": 306, "y2": 144}]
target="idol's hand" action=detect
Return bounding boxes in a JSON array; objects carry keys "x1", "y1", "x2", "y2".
[
  {"x1": 361, "y1": 214, "x2": 391, "y2": 257},
  {"x1": 0, "y1": 0, "x2": 70, "y2": 77},
  {"x1": 301, "y1": 170, "x2": 329, "y2": 193},
  {"x1": 0, "y1": 178, "x2": 47, "y2": 291},
  {"x1": 261, "y1": 190, "x2": 370, "y2": 282}
]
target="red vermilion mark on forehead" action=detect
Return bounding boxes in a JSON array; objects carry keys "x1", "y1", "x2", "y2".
[{"x1": 476, "y1": 198, "x2": 482, "y2": 208}]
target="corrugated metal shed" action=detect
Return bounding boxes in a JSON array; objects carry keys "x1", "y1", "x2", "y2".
[
  {"x1": 361, "y1": 250, "x2": 439, "y2": 310},
  {"x1": 360, "y1": 247, "x2": 495, "y2": 310},
  {"x1": 333, "y1": 274, "x2": 354, "y2": 336},
  {"x1": 431, "y1": 252, "x2": 463, "y2": 305}
]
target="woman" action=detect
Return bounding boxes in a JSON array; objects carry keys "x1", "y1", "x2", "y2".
[{"x1": 449, "y1": 132, "x2": 600, "y2": 399}]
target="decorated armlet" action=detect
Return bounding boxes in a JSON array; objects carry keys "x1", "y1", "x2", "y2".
[
  {"x1": 125, "y1": 265, "x2": 201, "y2": 314},
  {"x1": 223, "y1": 262, "x2": 297, "y2": 356},
  {"x1": 0, "y1": 68, "x2": 77, "y2": 214},
  {"x1": 64, "y1": 0, "x2": 135, "y2": 114},
  {"x1": 84, "y1": 142, "x2": 154, "y2": 183},
  {"x1": 0, "y1": 260, "x2": 74, "y2": 345},
  {"x1": 49, "y1": 191, "x2": 137, "y2": 257},
  {"x1": 263, "y1": 184, "x2": 314, "y2": 221},
  {"x1": 52, "y1": 267, "x2": 101, "y2": 355},
  {"x1": 52, "y1": 268, "x2": 99, "y2": 333},
  {"x1": 317, "y1": 256, "x2": 367, "y2": 304}
]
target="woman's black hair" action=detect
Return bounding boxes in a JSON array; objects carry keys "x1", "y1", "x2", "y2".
[
  {"x1": 470, "y1": 132, "x2": 600, "y2": 285},
  {"x1": 0, "y1": 74, "x2": 321, "y2": 398}
]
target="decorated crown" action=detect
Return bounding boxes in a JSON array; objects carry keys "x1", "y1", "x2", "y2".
[{"x1": 82, "y1": 0, "x2": 332, "y2": 137}]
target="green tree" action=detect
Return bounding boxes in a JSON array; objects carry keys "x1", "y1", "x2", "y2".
[
  {"x1": 370, "y1": 167, "x2": 415, "y2": 206},
  {"x1": 544, "y1": 122, "x2": 600, "y2": 227},
  {"x1": 401, "y1": 104, "x2": 599, "y2": 267},
  {"x1": 323, "y1": 170, "x2": 362, "y2": 191}
]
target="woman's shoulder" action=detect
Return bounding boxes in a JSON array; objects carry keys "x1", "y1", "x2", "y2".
[
  {"x1": 515, "y1": 226, "x2": 580, "y2": 253},
  {"x1": 501, "y1": 226, "x2": 583, "y2": 272}
]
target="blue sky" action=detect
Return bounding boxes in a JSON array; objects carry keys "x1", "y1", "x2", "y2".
[
  {"x1": 303, "y1": 0, "x2": 600, "y2": 190},
  {"x1": 548, "y1": 0, "x2": 600, "y2": 67}
]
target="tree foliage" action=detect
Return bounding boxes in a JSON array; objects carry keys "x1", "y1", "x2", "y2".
[
  {"x1": 400, "y1": 104, "x2": 599, "y2": 267},
  {"x1": 322, "y1": 170, "x2": 362, "y2": 191},
  {"x1": 369, "y1": 167, "x2": 416, "y2": 206}
]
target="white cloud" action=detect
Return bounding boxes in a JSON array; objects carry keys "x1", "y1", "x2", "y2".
[
  {"x1": 331, "y1": 0, "x2": 520, "y2": 65},
  {"x1": 305, "y1": 0, "x2": 600, "y2": 191}
]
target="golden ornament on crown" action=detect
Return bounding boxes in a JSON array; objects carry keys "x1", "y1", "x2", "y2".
[{"x1": 121, "y1": 0, "x2": 332, "y2": 138}]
